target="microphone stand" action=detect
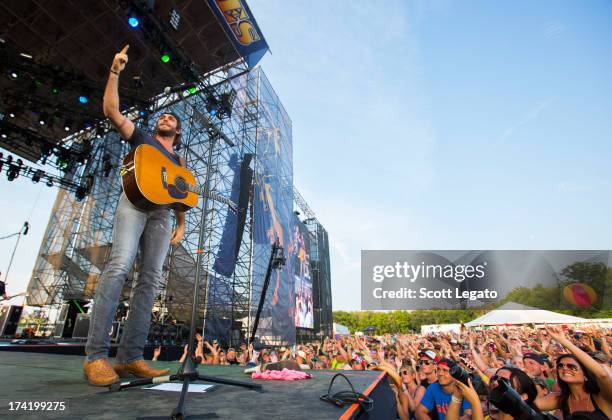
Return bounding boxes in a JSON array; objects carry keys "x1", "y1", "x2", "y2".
[{"x1": 109, "y1": 132, "x2": 261, "y2": 419}]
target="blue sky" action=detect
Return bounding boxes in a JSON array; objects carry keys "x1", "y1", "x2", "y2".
[{"x1": 1, "y1": 1, "x2": 611, "y2": 311}]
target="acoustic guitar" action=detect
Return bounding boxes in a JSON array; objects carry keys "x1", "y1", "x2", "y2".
[{"x1": 120, "y1": 144, "x2": 236, "y2": 212}]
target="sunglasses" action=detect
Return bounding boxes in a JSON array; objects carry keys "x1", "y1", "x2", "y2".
[
  {"x1": 417, "y1": 360, "x2": 433, "y2": 366},
  {"x1": 557, "y1": 362, "x2": 579, "y2": 372}
]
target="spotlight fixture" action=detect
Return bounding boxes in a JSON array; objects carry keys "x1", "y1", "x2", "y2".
[
  {"x1": 7, "y1": 168, "x2": 18, "y2": 181},
  {"x1": 75, "y1": 186, "x2": 88, "y2": 201},
  {"x1": 32, "y1": 169, "x2": 43, "y2": 183},
  {"x1": 79, "y1": 95, "x2": 89, "y2": 104},
  {"x1": 128, "y1": 16, "x2": 140, "y2": 28},
  {"x1": 46, "y1": 178, "x2": 53, "y2": 187},
  {"x1": 10, "y1": 71, "x2": 18, "y2": 79},
  {"x1": 6, "y1": 160, "x2": 21, "y2": 181},
  {"x1": 160, "y1": 53, "x2": 170, "y2": 63},
  {"x1": 218, "y1": 90, "x2": 237, "y2": 119},
  {"x1": 206, "y1": 96, "x2": 219, "y2": 117}
]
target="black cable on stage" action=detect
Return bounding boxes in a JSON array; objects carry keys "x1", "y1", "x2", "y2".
[{"x1": 320, "y1": 373, "x2": 373, "y2": 413}]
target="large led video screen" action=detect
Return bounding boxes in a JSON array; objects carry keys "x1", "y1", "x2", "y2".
[{"x1": 293, "y1": 215, "x2": 313, "y2": 328}]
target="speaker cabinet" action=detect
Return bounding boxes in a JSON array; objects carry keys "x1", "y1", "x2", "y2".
[
  {"x1": 0, "y1": 305, "x2": 23, "y2": 336},
  {"x1": 72, "y1": 313, "x2": 90, "y2": 339}
]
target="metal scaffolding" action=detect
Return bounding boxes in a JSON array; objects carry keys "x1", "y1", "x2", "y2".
[
  {"x1": 26, "y1": 62, "x2": 260, "y2": 343},
  {"x1": 25, "y1": 63, "x2": 330, "y2": 346}
]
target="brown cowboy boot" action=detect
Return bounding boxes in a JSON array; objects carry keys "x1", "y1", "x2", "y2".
[
  {"x1": 113, "y1": 359, "x2": 170, "y2": 378},
  {"x1": 83, "y1": 358, "x2": 119, "y2": 386}
]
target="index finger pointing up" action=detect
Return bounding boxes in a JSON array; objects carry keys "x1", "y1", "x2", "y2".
[{"x1": 120, "y1": 44, "x2": 129, "y2": 54}]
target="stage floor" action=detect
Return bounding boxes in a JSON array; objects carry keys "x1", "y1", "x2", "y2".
[{"x1": 0, "y1": 352, "x2": 382, "y2": 419}]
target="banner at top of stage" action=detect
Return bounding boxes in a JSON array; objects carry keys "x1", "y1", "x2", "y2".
[{"x1": 208, "y1": 0, "x2": 270, "y2": 67}]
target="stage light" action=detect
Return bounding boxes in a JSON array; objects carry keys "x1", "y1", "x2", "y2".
[
  {"x1": 9, "y1": 111, "x2": 16, "y2": 118},
  {"x1": 7, "y1": 169, "x2": 18, "y2": 181},
  {"x1": 218, "y1": 90, "x2": 237, "y2": 119},
  {"x1": 161, "y1": 54, "x2": 170, "y2": 63},
  {"x1": 188, "y1": 86, "x2": 198, "y2": 94},
  {"x1": 64, "y1": 119, "x2": 73, "y2": 132},
  {"x1": 32, "y1": 170, "x2": 43, "y2": 183},
  {"x1": 7, "y1": 161, "x2": 21, "y2": 181},
  {"x1": 75, "y1": 186, "x2": 88, "y2": 201},
  {"x1": 206, "y1": 96, "x2": 219, "y2": 116},
  {"x1": 1, "y1": 133, "x2": 7, "y2": 139},
  {"x1": 79, "y1": 95, "x2": 89, "y2": 104},
  {"x1": 46, "y1": 178, "x2": 53, "y2": 187},
  {"x1": 128, "y1": 16, "x2": 140, "y2": 28},
  {"x1": 52, "y1": 87, "x2": 60, "y2": 95},
  {"x1": 10, "y1": 71, "x2": 18, "y2": 79},
  {"x1": 39, "y1": 112, "x2": 48, "y2": 125}
]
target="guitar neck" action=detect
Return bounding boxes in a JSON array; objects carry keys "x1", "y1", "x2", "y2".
[{"x1": 192, "y1": 185, "x2": 237, "y2": 212}]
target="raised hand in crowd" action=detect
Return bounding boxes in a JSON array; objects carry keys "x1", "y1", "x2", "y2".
[{"x1": 152, "y1": 346, "x2": 161, "y2": 361}]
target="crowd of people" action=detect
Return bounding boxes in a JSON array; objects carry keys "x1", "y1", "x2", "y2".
[{"x1": 153, "y1": 324, "x2": 611, "y2": 419}]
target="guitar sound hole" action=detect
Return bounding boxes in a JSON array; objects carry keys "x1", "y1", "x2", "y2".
[{"x1": 175, "y1": 177, "x2": 187, "y2": 192}]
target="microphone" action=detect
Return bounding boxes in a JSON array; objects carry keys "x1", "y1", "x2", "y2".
[{"x1": 164, "y1": 84, "x2": 196, "y2": 95}]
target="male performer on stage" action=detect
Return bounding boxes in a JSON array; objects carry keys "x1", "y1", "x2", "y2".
[{"x1": 84, "y1": 45, "x2": 186, "y2": 386}]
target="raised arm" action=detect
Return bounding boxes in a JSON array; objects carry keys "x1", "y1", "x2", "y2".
[
  {"x1": 103, "y1": 45, "x2": 134, "y2": 140},
  {"x1": 546, "y1": 325, "x2": 612, "y2": 401}
]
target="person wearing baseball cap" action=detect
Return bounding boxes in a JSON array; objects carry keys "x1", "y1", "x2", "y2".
[
  {"x1": 417, "y1": 349, "x2": 439, "y2": 389},
  {"x1": 523, "y1": 352, "x2": 548, "y2": 383}
]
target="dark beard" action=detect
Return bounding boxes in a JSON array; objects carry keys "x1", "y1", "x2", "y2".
[{"x1": 156, "y1": 127, "x2": 176, "y2": 138}]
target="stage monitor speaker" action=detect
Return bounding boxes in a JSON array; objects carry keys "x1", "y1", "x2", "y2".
[
  {"x1": 72, "y1": 313, "x2": 90, "y2": 339},
  {"x1": 54, "y1": 300, "x2": 89, "y2": 338},
  {"x1": 53, "y1": 303, "x2": 70, "y2": 337},
  {"x1": 0, "y1": 305, "x2": 24, "y2": 336}
]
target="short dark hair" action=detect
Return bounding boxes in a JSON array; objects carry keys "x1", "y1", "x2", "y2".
[{"x1": 157, "y1": 112, "x2": 182, "y2": 146}]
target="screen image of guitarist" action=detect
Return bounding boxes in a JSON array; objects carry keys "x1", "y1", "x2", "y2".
[{"x1": 83, "y1": 45, "x2": 187, "y2": 387}]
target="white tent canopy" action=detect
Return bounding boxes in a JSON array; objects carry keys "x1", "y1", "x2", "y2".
[{"x1": 466, "y1": 302, "x2": 588, "y2": 327}]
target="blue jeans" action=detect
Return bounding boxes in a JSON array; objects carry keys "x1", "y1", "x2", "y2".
[{"x1": 85, "y1": 193, "x2": 172, "y2": 363}]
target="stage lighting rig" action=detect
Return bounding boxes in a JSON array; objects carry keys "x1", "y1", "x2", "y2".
[
  {"x1": 218, "y1": 89, "x2": 237, "y2": 119},
  {"x1": 0, "y1": 151, "x2": 91, "y2": 197}
]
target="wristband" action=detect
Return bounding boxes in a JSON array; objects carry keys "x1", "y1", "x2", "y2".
[
  {"x1": 110, "y1": 69, "x2": 119, "y2": 75},
  {"x1": 451, "y1": 396, "x2": 462, "y2": 404}
]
